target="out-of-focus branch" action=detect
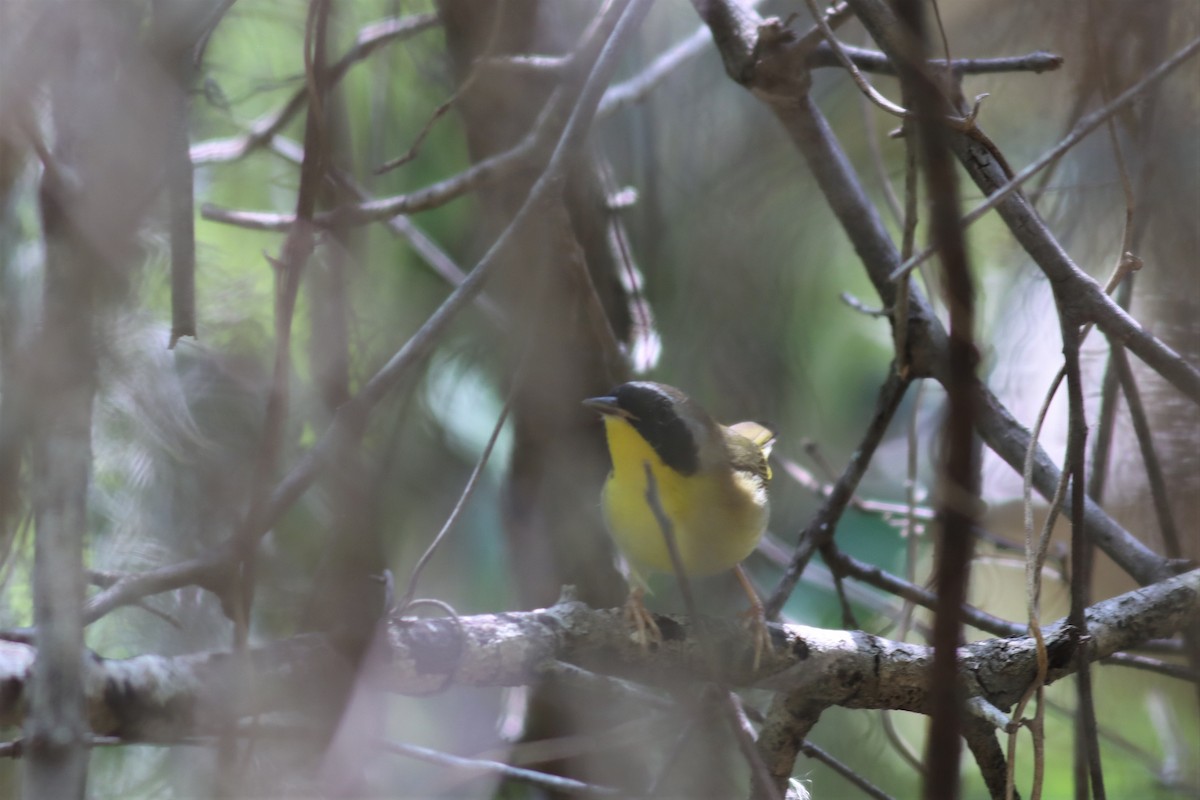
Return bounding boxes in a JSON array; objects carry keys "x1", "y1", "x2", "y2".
[
  {"x1": 229, "y1": 0, "x2": 334, "y2": 649},
  {"x1": 84, "y1": 0, "x2": 655, "y2": 626},
  {"x1": 974, "y1": 389, "x2": 1169, "y2": 585},
  {"x1": 202, "y1": 4, "x2": 635, "y2": 233},
  {"x1": 596, "y1": 0, "x2": 772, "y2": 120},
  {"x1": 884, "y1": 1, "x2": 981, "y2": 793},
  {"x1": 201, "y1": 134, "x2": 538, "y2": 230},
  {"x1": 189, "y1": 13, "x2": 438, "y2": 165},
  {"x1": 25, "y1": 8, "x2": 108, "y2": 794},
  {"x1": 150, "y1": 0, "x2": 205, "y2": 349},
  {"x1": 279, "y1": 140, "x2": 507, "y2": 326}
]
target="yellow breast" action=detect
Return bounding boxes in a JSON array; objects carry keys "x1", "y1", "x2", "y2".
[{"x1": 598, "y1": 416, "x2": 768, "y2": 578}]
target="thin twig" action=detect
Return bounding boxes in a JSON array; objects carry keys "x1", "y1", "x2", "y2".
[
  {"x1": 264, "y1": 138, "x2": 507, "y2": 326},
  {"x1": 1086, "y1": 288, "x2": 1126, "y2": 505},
  {"x1": 377, "y1": 738, "x2": 621, "y2": 797},
  {"x1": 1108, "y1": 343, "x2": 1182, "y2": 558},
  {"x1": 808, "y1": 44, "x2": 1064, "y2": 77},
  {"x1": 820, "y1": 547, "x2": 1024, "y2": 638},
  {"x1": 227, "y1": 0, "x2": 332, "y2": 657},
  {"x1": 220, "y1": 1, "x2": 334, "y2": 788},
  {"x1": 201, "y1": 134, "x2": 539, "y2": 231},
  {"x1": 189, "y1": 13, "x2": 439, "y2": 164},
  {"x1": 764, "y1": 367, "x2": 909, "y2": 619},
  {"x1": 799, "y1": 740, "x2": 895, "y2": 800},
  {"x1": 778, "y1": 456, "x2": 935, "y2": 524},
  {"x1": 595, "y1": 0, "x2": 771, "y2": 120},
  {"x1": 396, "y1": 397, "x2": 512, "y2": 613},
  {"x1": 1101, "y1": 652, "x2": 1199, "y2": 683},
  {"x1": 819, "y1": 543, "x2": 860, "y2": 629},
  {"x1": 895, "y1": 102, "x2": 920, "y2": 376},
  {"x1": 804, "y1": 0, "x2": 908, "y2": 118},
  {"x1": 858, "y1": 71, "x2": 904, "y2": 227},
  {"x1": 878, "y1": 372, "x2": 927, "y2": 780},
  {"x1": 1060, "y1": 318, "x2": 1107, "y2": 800},
  {"x1": 1013, "y1": 258, "x2": 1140, "y2": 800},
  {"x1": 375, "y1": 1, "x2": 516, "y2": 174}
]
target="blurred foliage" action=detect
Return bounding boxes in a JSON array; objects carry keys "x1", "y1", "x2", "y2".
[{"x1": 0, "y1": 0, "x2": 1196, "y2": 797}]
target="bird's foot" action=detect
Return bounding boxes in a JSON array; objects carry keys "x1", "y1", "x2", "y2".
[
  {"x1": 739, "y1": 602, "x2": 772, "y2": 672},
  {"x1": 735, "y1": 565, "x2": 772, "y2": 671},
  {"x1": 624, "y1": 586, "x2": 662, "y2": 651}
]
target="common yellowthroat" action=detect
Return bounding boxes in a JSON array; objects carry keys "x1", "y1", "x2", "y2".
[{"x1": 583, "y1": 382, "x2": 776, "y2": 666}]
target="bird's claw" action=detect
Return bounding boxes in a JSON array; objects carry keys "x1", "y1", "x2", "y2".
[
  {"x1": 739, "y1": 603, "x2": 772, "y2": 672},
  {"x1": 625, "y1": 586, "x2": 662, "y2": 650},
  {"x1": 734, "y1": 566, "x2": 772, "y2": 671}
]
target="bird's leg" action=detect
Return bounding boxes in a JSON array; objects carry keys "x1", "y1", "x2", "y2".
[
  {"x1": 735, "y1": 565, "x2": 771, "y2": 671},
  {"x1": 624, "y1": 585, "x2": 662, "y2": 650}
]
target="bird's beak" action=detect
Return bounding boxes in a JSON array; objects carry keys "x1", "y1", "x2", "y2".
[{"x1": 582, "y1": 396, "x2": 633, "y2": 419}]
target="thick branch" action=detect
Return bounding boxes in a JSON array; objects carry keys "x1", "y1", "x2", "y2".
[{"x1": 6, "y1": 571, "x2": 1194, "y2": 740}]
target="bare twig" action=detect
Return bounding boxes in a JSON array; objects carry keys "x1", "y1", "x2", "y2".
[
  {"x1": 820, "y1": 542, "x2": 860, "y2": 630},
  {"x1": 201, "y1": 134, "x2": 539, "y2": 230},
  {"x1": 375, "y1": 2, "x2": 516, "y2": 174},
  {"x1": 808, "y1": 44, "x2": 1063, "y2": 76},
  {"x1": 396, "y1": 395, "x2": 512, "y2": 613},
  {"x1": 1060, "y1": 317, "x2": 1107, "y2": 800},
  {"x1": 820, "y1": 548, "x2": 1023, "y2": 638},
  {"x1": 798, "y1": 739, "x2": 894, "y2": 800},
  {"x1": 764, "y1": 367, "x2": 909, "y2": 619},
  {"x1": 803, "y1": 0, "x2": 908, "y2": 118},
  {"x1": 267, "y1": 137, "x2": 507, "y2": 326},
  {"x1": 189, "y1": 13, "x2": 438, "y2": 164},
  {"x1": 857, "y1": 38, "x2": 905, "y2": 227},
  {"x1": 1101, "y1": 652, "x2": 1198, "y2": 683},
  {"x1": 1109, "y1": 345, "x2": 1182, "y2": 559},
  {"x1": 377, "y1": 738, "x2": 621, "y2": 797},
  {"x1": 596, "y1": 0, "x2": 771, "y2": 120},
  {"x1": 778, "y1": 456, "x2": 934, "y2": 524}
]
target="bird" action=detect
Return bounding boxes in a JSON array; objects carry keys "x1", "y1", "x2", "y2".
[{"x1": 583, "y1": 381, "x2": 776, "y2": 667}]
